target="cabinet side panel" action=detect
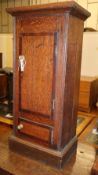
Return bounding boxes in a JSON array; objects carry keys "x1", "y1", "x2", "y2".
[{"x1": 61, "y1": 16, "x2": 84, "y2": 147}]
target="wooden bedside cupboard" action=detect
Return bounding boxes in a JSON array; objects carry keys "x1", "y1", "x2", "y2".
[
  {"x1": 79, "y1": 76, "x2": 98, "y2": 112},
  {"x1": 7, "y1": 1, "x2": 90, "y2": 168}
]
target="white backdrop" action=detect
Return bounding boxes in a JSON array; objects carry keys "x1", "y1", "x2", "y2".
[
  {"x1": 0, "y1": 34, "x2": 13, "y2": 67},
  {"x1": 81, "y1": 32, "x2": 98, "y2": 77}
]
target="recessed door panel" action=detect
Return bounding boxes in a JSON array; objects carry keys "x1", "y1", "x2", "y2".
[{"x1": 19, "y1": 33, "x2": 57, "y2": 118}]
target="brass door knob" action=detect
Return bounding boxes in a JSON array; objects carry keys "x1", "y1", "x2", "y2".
[{"x1": 17, "y1": 124, "x2": 23, "y2": 130}]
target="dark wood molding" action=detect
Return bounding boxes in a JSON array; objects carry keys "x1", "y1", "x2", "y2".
[
  {"x1": 9, "y1": 134, "x2": 77, "y2": 168},
  {"x1": 6, "y1": 1, "x2": 91, "y2": 20}
]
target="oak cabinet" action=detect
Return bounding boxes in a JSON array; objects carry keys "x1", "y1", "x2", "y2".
[{"x1": 7, "y1": 1, "x2": 90, "y2": 168}]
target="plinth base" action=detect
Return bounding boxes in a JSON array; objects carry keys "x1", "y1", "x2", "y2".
[{"x1": 9, "y1": 135, "x2": 77, "y2": 168}]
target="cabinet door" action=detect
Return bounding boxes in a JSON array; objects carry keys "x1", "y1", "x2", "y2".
[
  {"x1": 14, "y1": 16, "x2": 59, "y2": 145},
  {"x1": 19, "y1": 33, "x2": 55, "y2": 117}
]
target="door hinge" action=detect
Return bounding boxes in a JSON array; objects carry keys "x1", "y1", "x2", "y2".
[
  {"x1": 51, "y1": 130, "x2": 54, "y2": 144},
  {"x1": 52, "y1": 99, "x2": 55, "y2": 110}
]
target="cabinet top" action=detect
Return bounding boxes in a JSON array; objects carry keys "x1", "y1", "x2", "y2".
[
  {"x1": 6, "y1": 1, "x2": 90, "y2": 21},
  {"x1": 81, "y1": 76, "x2": 98, "y2": 82}
]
